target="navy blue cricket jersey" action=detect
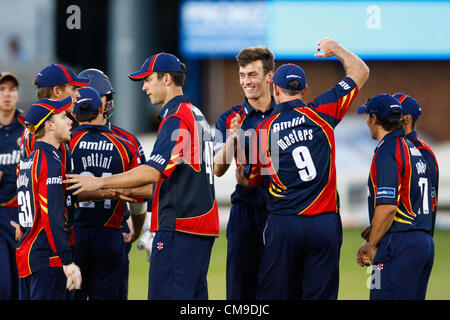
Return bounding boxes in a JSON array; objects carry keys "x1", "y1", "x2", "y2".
[
  {"x1": 214, "y1": 98, "x2": 275, "y2": 207},
  {"x1": 368, "y1": 129, "x2": 434, "y2": 233},
  {"x1": 70, "y1": 124, "x2": 142, "y2": 229},
  {"x1": 248, "y1": 77, "x2": 359, "y2": 215},
  {"x1": 0, "y1": 110, "x2": 25, "y2": 208},
  {"x1": 406, "y1": 130, "x2": 439, "y2": 233},
  {"x1": 146, "y1": 95, "x2": 219, "y2": 237},
  {"x1": 16, "y1": 142, "x2": 74, "y2": 278}
]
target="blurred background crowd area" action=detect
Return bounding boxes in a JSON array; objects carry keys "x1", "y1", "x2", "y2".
[{"x1": 1, "y1": 0, "x2": 449, "y2": 228}]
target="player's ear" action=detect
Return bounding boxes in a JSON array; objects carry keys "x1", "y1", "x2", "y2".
[
  {"x1": 266, "y1": 70, "x2": 274, "y2": 82},
  {"x1": 52, "y1": 85, "x2": 61, "y2": 98},
  {"x1": 302, "y1": 84, "x2": 308, "y2": 96},
  {"x1": 164, "y1": 73, "x2": 172, "y2": 86}
]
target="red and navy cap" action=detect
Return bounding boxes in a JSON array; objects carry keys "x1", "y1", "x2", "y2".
[
  {"x1": 271, "y1": 63, "x2": 307, "y2": 91},
  {"x1": 0, "y1": 72, "x2": 19, "y2": 87},
  {"x1": 74, "y1": 86, "x2": 103, "y2": 115},
  {"x1": 25, "y1": 96, "x2": 72, "y2": 134},
  {"x1": 357, "y1": 94, "x2": 403, "y2": 119},
  {"x1": 35, "y1": 64, "x2": 89, "y2": 88},
  {"x1": 128, "y1": 53, "x2": 185, "y2": 81},
  {"x1": 393, "y1": 93, "x2": 422, "y2": 121}
]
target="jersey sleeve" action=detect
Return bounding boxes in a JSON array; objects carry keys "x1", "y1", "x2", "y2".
[
  {"x1": 146, "y1": 116, "x2": 187, "y2": 179},
  {"x1": 372, "y1": 148, "x2": 401, "y2": 206},
  {"x1": 213, "y1": 111, "x2": 230, "y2": 155},
  {"x1": 19, "y1": 128, "x2": 35, "y2": 161},
  {"x1": 311, "y1": 77, "x2": 359, "y2": 128},
  {"x1": 247, "y1": 120, "x2": 272, "y2": 187},
  {"x1": 39, "y1": 155, "x2": 73, "y2": 265}
]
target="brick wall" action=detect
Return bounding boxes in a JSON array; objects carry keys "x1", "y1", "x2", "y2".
[{"x1": 204, "y1": 59, "x2": 450, "y2": 142}]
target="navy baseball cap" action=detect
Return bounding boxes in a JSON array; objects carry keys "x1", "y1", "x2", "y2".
[
  {"x1": 0, "y1": 72, "x2": 19, "y2": 87},
  {"x1": 357, "y1": 94, "x2": 403, "y2": 119},
  {"x1": 128, "y1": 53, "x2": 185, "y2": 81},
  {"x1": 74, "y1": 87, "x2": 103, "y2": 115},
  {"x1": 392, "y1": 93, "x2": 422, "y2": 121},
  {"x1": 25, "y1": 96, "x2": 72, "y2": 134},
  {"x1": 36, "y1": 64, "x2": 89, "y2": 88},
  {"x1": 271, "y1": 63, "x2": 307, "y2": 91}
]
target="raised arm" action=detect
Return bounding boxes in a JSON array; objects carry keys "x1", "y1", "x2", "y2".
[
  {"x1": 315, "y1": 38, "x2": 369, "y2": 89},
  {"x1": 214, "y1": 113, "x2": 241, "y2": 177}
]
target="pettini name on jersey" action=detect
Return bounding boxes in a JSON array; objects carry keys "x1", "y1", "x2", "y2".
[
  {"x1": 0, "y1": 150, "x2": 20, "y2": 165},
  {"x1": 81, "y1": 153, "x2": 113, "y2": 170}
]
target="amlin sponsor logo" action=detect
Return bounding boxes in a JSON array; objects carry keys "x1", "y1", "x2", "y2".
[{"x1": 376, "y1": 187, "x2": 396, "y2": 199}]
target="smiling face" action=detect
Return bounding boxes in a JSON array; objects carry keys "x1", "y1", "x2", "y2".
[
  {"x1": 142, "y1": 73, "x2": 167, "y2": 105},
  {"x1": 0, "y1": 79, "x2": 18, "y2": 113},
  {"x1": 239, "y1": 60, "x2": 272, "y2": 101}
]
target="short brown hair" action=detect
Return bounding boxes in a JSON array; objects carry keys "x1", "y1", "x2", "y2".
[
  {"x1": 156, "y1": 62, "x2": 187, "y2": 87},
  {"x1": 373, "y1": 112, "x2": 405, "y2": 131},
  {"x1": 74, "y1": 103, "x2": 100, "y2": 122},
  {"x1": 279, "y1": 80, "x2": 301, "y2": 96},
  {"x1": 236, "y1": 46, "x2": 275, "y2": 75},
  {"x1": 33, "y1": 78, "x2": 68, "y2": 100}
]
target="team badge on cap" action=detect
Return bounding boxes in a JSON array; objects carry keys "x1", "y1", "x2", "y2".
[
  {"x1": 25, "y1": 96, "x2": 73, "y2": 134},
  {"x1": 357, "y1": 94, "x2": 403, "y2": 120}
]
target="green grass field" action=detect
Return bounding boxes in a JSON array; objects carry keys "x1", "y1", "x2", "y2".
[{"x1": 127, "y1": 228, "x2": 450, "y2": 300}]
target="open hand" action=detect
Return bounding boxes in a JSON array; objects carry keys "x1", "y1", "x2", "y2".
[{"x1": 64, "y1": 174, "x2": 103, "y2": 195}]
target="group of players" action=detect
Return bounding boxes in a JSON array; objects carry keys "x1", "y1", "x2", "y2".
[{"x1": 0, "y1": 37, "x2": 439, "y2": 300}]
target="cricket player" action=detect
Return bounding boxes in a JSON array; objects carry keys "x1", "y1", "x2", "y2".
[
  {"x1": 20, "y1": 64, "x2": 89, "y2": 169},
  {"x1": 16, "y1": 97, "x2": 82, "y2": 300},
  {"x1": 65, "y1": 52, "x2": 219, "y2": 300},
  {"x1": 214, "y1": 46, "x2": 275, "y2": 300},
  {"x1": 0, "y1": 72, "x2": 25, "y2": 299},
  {"x1": 78, "y1": 68, "x2": 149, "y2": 299},
  {"x1": 69, "y1": 86, "x2": 146, "y2": 300},
  {"x1": 243, "y1": 38, "x2": 369, "y2": 299},
  {"x1": 394, "y1": 93, "x2": 439, "y2": 235},
  {"x1": 356, "y1": 94, "x2": 435, "y2": 300}
]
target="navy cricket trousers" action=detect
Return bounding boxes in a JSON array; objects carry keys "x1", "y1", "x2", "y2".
[
  {"x1": 72, "y1": 227, "x2": 124, "y2": 300},
  {"x1": 148, "y1": 231, "x2": 215, "y2": 300},
  {"x1": 370, "y1": 230, "x2": 434, "y2": 300},
  {"x1": 226, "y1": 202, "x2": 269, "y2": 300},
  {"x1": 257, "y1": 212, "x2": 342, "y2": 300},
  {"x1": 0, "y1": 206, "x2": 19, "y2": 300}
]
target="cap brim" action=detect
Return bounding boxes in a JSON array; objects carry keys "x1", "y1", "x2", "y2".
[
  {"x1": 357, "y1": 105, "x2": 369, "y2": 114},
  {"x1": 128, "y1": 70, "x2": 151, "y2": 81},
  {"x1": 70, "y1": 76, "x2": 90, "y2": 87},
  {"x1": 0, "y1": 73, "x2": 19, "y2": 86},
  {"x1": 56, "y1": 96, "x2": 74, "y2": 113}
]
